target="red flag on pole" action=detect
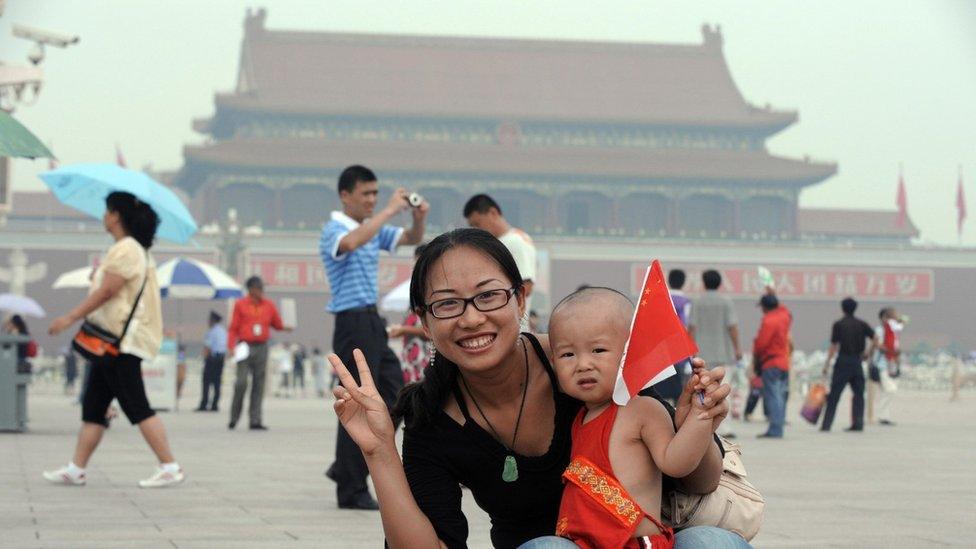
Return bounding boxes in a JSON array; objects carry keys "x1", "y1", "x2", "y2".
[
  {"x1": 115, "y1": 143, "x2": 127, "y2": 168},
  {"x1": 895, "y1": 170, "x2": 908, "y2": 228},
  {"x1": 613, "y1": 260, "x2": 698, "y2": 405},
  {"x1": 958, "y1": 169, "x2": 967, "y2": 238}
]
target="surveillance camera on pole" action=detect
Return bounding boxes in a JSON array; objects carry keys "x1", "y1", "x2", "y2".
[
  {"x1": 12, "y1": 24, "x2": 80, "y2": 48},
  {"x1": 0, "y1": 23, "x2": 78, "y2": 110}
]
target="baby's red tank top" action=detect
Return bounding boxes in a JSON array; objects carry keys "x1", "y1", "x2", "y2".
[{"x1": 555, "y1": 404, "x2": 674, "y2": 549}]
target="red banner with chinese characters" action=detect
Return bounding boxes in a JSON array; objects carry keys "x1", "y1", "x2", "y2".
[
  {"x1": 247, "y1": 254, "x2": 414, "y2": 294},
  {"x1": 632, "y1": 264, "x2": 934, "y2": 302}
]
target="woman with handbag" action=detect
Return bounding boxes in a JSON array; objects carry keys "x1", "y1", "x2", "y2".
[{"x1": 43, "y1": 191, "x2": 184, "y2": 488}]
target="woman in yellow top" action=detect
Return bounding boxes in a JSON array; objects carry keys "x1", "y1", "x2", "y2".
[{"x1": 44, "y1": 191, "x2": 184, "y2": 488}]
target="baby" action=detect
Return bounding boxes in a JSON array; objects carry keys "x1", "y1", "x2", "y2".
[{"x1": 549, "y1": 287, "x2": 714, "y2": 549}]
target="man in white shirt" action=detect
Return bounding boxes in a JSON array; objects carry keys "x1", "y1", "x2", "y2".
[{"x1": 463, "y1": 194, "x2": 538, "y2": 313}]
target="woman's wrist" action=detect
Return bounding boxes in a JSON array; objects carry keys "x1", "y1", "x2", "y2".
[{"x1": 364, "y1": 439, "x2": 400, "y2": 462}]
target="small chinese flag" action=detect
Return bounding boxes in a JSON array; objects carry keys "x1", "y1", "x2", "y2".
[{"x1": 613, "y1": 260, "x2": 698, "y2": 405}]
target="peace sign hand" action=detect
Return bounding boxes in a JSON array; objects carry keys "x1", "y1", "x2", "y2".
[{"x1": 329, "y1": 349, "x2": 396, "y2": 457}]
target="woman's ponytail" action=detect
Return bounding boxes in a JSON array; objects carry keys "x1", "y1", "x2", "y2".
[{"x1": 394, "y1": 351, "x2": 458, "y2": 430}]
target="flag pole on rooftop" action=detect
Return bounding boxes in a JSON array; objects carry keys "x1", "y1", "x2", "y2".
[
  {"x1": 958, "y1": 164, "x2": 967, "y2": 246},
  {"x1": 895, "y1": 163, "x2": 908, "y2": 229}
]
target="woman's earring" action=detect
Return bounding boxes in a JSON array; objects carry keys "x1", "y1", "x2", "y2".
[{"x1": 427, "y1": 342, "x2": 436, "y2": 368}]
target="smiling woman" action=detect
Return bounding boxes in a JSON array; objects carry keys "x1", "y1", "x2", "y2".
[{"x1": 328, "y1": 228, "x2": 743, "y2": 549}]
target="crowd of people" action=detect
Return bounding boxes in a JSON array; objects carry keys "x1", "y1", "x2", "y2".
[{"x1": 16, "y1": 164, "x2": 953, "y2": 549}]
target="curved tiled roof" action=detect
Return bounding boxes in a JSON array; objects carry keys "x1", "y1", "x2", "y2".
[
  {"x1": 178, "y1": 138, "x2": 835, "y2": 184},
  {"x1": 798, "y1": 208, "x2": 919, "y2": 238},
  {"x1": 216, "y1": 10, "x2": 795, "y2": 130}
]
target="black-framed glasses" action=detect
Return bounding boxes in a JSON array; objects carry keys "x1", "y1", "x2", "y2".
[{"x1": 425, "y1": 288, "x2": 518, "y2": 319}]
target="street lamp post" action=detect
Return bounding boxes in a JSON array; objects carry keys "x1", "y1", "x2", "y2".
[{"x1": 218, "y1": 208, "x2": 245, "y2": 278}]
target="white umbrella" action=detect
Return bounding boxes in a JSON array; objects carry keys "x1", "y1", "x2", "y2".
[
  {"x1": 0, "y1": 293, "x2": 46, "y2": 318},
  {"x1": 155, "y1": 258, "x2": 242, "y2": 344},
  {"x1": 380, "y1": 279, "x2": 411, "y2": 313},
  {"x1": 52, "y1": 266, "x2": 94, "y2": 289},
  {"x1": 156, "y1": 257, "x2": 242, "y2": 300}
]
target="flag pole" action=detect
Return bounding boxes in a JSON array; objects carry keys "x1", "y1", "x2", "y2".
[{"x1": 960, "y1": 164, "x2": 964, "y2": 248}]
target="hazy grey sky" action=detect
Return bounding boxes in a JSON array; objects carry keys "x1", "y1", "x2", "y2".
[{"x1": 3, "y1": 0, "x2": 974, "y2": 245}]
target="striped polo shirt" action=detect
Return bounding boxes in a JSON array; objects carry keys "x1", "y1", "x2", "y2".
[{"x1": 319, "y1": 211, "x2": 403, "y2": 313}]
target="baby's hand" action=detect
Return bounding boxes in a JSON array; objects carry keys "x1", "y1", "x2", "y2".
[{"x1": 688, "y1": 374, "x2": 710, "y2": 417}]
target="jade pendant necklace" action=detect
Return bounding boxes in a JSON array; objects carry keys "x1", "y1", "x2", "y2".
[{"x1": 460, "y1": 336, "x2": 530, "y2": 483}]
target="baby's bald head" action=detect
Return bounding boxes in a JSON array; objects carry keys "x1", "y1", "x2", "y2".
[{"x1": 550, "y1": 287, "x2": 634, "y2": 339}]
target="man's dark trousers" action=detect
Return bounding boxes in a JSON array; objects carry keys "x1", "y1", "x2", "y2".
[
  {"x1": 199, "y1": 353, "x2": 225, "y2": 410},
  {"x1": 761, "y1": 368, "x2": 788, "y2": 437},
  {"x1": 332, "y1": 307, "x2": 404, "y2": 505},
  {"x1": 821, "y1": 353, "x2": 865, "y2": 431}
]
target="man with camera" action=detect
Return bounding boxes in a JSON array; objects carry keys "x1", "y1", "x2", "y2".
[{"x1": 319, "y1": 164, "x2": 428, "y2": 510}]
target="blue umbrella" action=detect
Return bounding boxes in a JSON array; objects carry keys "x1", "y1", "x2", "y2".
[
  {"x1": 40, "y1": 164, "x2": 197, "y2": 244},
  {"x1": 156, "y1": 257, "x2": 242, "y2": 300}
]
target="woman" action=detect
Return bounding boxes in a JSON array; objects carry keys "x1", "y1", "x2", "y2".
[
  {"x1": 2, "y1": 314, "x2": 35, "y2": 374},
  {"x1": 329, "y1": 229, "x2": 748, "y2": 548},
  {"x1": 44, "y1": 191, "x2": 184, "y2": 488}
]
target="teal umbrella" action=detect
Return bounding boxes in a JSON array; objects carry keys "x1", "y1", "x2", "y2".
[
  {"x1": 0, "y1": 110, "x2": 54, "y2": 159},
  {"x1": 40, "y1": 164, "x2": 198, "y2": 243}
]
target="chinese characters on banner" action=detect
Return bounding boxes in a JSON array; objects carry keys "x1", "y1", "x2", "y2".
[
  {"x1": 631, "y1": 265, "x2": 934, "y2": 302},
  {"x1": 247, "y1": 254, "x2": 415, "y2": 294}
]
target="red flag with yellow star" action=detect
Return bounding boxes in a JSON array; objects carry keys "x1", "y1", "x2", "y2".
[{"x1": 613, "y1": 260, "x2": 698, "y2": 404}]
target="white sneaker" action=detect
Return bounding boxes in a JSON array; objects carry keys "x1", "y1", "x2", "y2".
[
  {"x1": 42, "y1": 466, "x2": 86, "y2": 486},
  {"x1": 138, "y1": 467, "x2": 185, "y2": 488}
]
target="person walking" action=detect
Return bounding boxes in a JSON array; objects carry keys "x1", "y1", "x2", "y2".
[
  {"x1": 871, "y1": 307, "x2": 903, "y2": 426},
  {"x1": 292, "y1": 343, "x2": 307, "y2": 397},
  {"x1": 463, "y1": 194, "x2": 538, "y2": 314},
  {"x1": 311, "y1": 347, "x2": 329, "y2": 397},
  {"x1": 273, "y1": 342, "x2": 294, "y2": 398},
  {"x1": 227, "y1": 276, "x2": 287, "y2": 431},
  {"x1": 62, "y1": 346, "x2": 78, "y2": 395},
  {"x1": 43, "y1": 191, "x2": 183, "y2": 487},
  {"x1": 319, "y1": 164, "x2": 428, "y2": 510},
  {"x1": 821, "y1": 297, "x2": 877, "y2": 432},
  {"x1": 196, "y1": 311, "x2": 227, "y2": 412},
  {"x1": 688, "y1": 269, "x2": 742, "y2": 436},
  {"x1": 753, "y1": 294, "x2": 792, "y2": 438},
  {"x1": 688, "y1": 270, "x2": 742, "y2": 371}
]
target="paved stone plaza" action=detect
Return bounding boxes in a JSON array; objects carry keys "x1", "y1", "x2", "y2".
[{"x1": 2, "y1": 380, "x2": 973, "y2": 548}]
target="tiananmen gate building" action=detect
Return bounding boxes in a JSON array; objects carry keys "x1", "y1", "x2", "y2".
[{"x1": 2, "y1": 9, "x2": 973, "y2": 356}]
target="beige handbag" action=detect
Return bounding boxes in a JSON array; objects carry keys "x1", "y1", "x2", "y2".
[{"x1": 661, "y1": 436, "x2": 765, "y2": 541}]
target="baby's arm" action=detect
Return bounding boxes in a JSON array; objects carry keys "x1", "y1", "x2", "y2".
[{"x1": 632, "y1": 397, "x2": 714, "y2": 479}]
